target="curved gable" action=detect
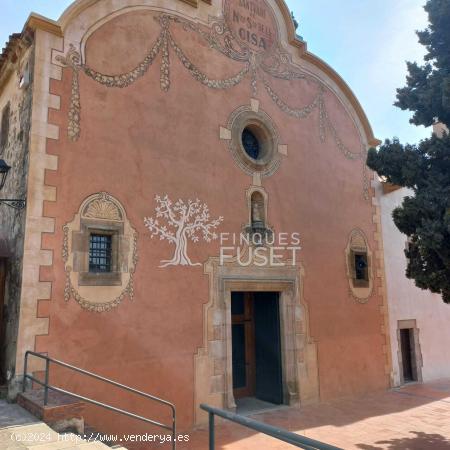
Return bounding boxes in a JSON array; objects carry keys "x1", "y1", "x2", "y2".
[{"x1": 49, "y1": 0, "x2": 378, "y2": 147}]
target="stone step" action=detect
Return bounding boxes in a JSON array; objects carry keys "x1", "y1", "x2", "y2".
[
  {"x1": 17, "y1": 389, "x2": 85, "y2": 435},
  {"x1": 12, "y1": 393, "x2": 129, "y2": 449},
  {"x1": 1, "y1": 417, "x2": 126, "y2": 449}
]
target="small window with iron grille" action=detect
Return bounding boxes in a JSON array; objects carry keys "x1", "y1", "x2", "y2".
[
  {"x1": 352, "y1": 251, "x2": 369, "y2": 287},
  {"x1": 355, "y1": 254, "x2": 368, "y2": 280},
  {"x1": 89, "y1": 234, "x2": 112, "y2": 273}
]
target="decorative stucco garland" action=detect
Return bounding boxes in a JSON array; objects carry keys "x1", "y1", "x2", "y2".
[
  {"x1": 83, "y1": 32, "x2": 165, "y2": 88},
  {"x1": 167, "y1": 31, "x2": 250, "y2": 89},
  {"x1": 56, "y1": 45, "x2": 82, "y2": 141},
  {"x1": 62, "y1": 192, "x2": 139, "y2": 313},
  {"x1": 57, "y1": 12, "x2": 369, "y2": 199},
  {"x1": 262, "y1": 78, "x2": 323, "y2": 120}
]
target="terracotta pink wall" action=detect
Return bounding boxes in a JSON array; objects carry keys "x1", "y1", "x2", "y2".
[{"x1": 36, "y1": 9, "x2": 387, "y2": 433}]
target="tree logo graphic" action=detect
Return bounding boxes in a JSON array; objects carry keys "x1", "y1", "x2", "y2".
[{"x1": 144, "y1": 195, "x2": 224, "y2": 267}]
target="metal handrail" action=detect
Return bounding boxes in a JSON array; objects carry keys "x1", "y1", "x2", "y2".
[
  {"x1": 23, "y1": 351, "x2": 176, "y2": 449},
  {"x1": 200, "y1": 404, "x2": 343, "y2": 450}
]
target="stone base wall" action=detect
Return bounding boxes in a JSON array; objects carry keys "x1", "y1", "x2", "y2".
[{"x1": 0, "y1": 39, "x2": 34, "y2": 390}]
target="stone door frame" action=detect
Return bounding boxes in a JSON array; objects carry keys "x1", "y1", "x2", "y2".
[
  {"x1": 397, "y1": 319, "x2": 423, "y2": 385},
  {"x1": 194, "y1": 256, "x2": 320, "y2": 424}
]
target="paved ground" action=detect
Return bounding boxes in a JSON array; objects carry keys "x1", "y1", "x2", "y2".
[
  {"x1": 0, "y1": 400, "x2": 125, "y2": 449},
  {"x1": 0, "y1": 400, "x2": 38, "y2": 429},
  {"x1": 177, "y1": 380, "x2": 450, "y2": 450},
  {"x1": 2, "y1": 381, "x2": 450, "y2": 449}
]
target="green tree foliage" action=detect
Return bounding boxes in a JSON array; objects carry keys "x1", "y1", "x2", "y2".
[
  {"x1": 395, "y1": 0, "x2": 450, "y2": 128},
  {"x1": 367, "y1": 0, "x2": 450, "y2": 303}
]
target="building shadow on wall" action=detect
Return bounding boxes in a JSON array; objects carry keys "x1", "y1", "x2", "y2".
[{"x1": 356, "y1": 431, "x2": 450, "y2": 450}]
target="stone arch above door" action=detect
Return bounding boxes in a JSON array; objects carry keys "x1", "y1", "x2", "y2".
[{"x1": 194, "y1": 254, "x2": 319, "y2": 424}]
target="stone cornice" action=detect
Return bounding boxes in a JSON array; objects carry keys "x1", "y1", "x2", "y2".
[
  {"x1": 0, "y1": 31, "x2": 32, "y2": 91},
  {"x1": 25, "y1": 13, "x2": 63, "y2": 37},
  {"x1": 0, "y1": 13, "x2": 62, "y2": 86},
  {"x1": 303, "y1": 51, "x2": 381, "y2": 148}
]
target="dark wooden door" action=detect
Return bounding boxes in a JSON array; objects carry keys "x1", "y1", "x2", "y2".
[
  {"x1": 232, "y1": 292, "x2": 255, "y2": 399},
  {"x1": 400, "y1": 328, "x2": 414, "y2": 382},
  {"x1": 254, "y1": 292, "x2": 283, "y2": 404}
]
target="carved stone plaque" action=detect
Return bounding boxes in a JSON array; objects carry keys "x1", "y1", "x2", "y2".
[{"x1": 224, "y1": 0, "x2": 278, "y2": 54}]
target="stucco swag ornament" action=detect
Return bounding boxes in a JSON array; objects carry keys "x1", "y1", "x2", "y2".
[
  {"x1": 56, "y1": 0, "x2": 370, "y2": 199},
  {"x1": 63, "y1": 192, "x2": 138, "y2": 312}
]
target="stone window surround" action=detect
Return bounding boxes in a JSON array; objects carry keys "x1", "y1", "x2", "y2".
[
  {"x1": 231, "y1": 111, "x2": 279, "y2": 175},
  {"x1": 345, "y1": 228, "x2": 374, "y2": 304},
  {"x1": 246, "y1": 186, "x2": 270, "y2": 228},
  {"x1": 222, "y1": 103, "x2": 284, "y2": 178},
  {"x1": 63, "y1": 192, "x2": 138, "y2": 313},
  {"x1": 397, "y1": 319, "x2": 423, "y2": 385},
  {"x1": 239, "y1": 119, "x2": 275, "y2": 168},
  {"x1": 76, "y1": 219, "x2": 124, "y2": 287},
  {"x1": 350, "y1": 249, "x2": 370, "y2": 289}
]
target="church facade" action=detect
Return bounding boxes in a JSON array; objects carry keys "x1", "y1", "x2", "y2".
[{"x1": 0, "y1": 0, "x2": 392, "y2": 433}]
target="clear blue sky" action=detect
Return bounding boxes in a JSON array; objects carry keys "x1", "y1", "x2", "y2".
[{"x1": 0, "y1": 0, "x2": 430, "y2": 144}]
